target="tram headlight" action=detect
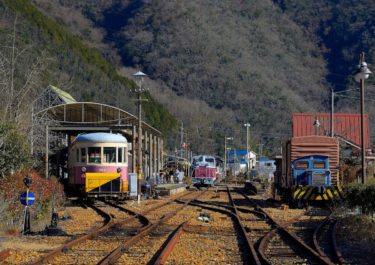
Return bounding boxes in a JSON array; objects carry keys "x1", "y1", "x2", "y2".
[
  {"x1": 81, "y1": 167, "x2": 87, "y2": 173},
  {"x1": 117, "y1": 167, "x2": 122, "y2": 173}
]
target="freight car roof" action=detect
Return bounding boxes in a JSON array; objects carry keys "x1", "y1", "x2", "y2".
[{"x1": 74, "y1": 132, "x2": 127, "y2": 143}]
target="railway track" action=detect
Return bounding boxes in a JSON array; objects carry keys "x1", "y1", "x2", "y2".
[
  {"x1": 98, "y1": 191, "x2": 205, "y2": 264},
  {"x1": 29, "y1": 191, "x2": 197, "y2": 264},
  {"x1": 240, "y1": 191, "x2": 336, "y2": 265}
]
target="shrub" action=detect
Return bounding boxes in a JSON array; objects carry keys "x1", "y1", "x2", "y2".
[
  {"x1": 0, "y1": 121, "x2": 30, "y2": 177},
  {"x1": 0, "y1": 170, "x2": 65, "y2": 232},
  {"x1": 345, "y1": 179, "x2": 375, "y2": 215}
]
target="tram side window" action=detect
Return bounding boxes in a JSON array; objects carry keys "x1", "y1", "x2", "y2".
[
  {"x1": 81, "y1": 148, "x2": 86, "y2": 163},
  {"x1": 104, "y1": 147, "x2": 116, "y2": 163},
  {"x1": 118, "y1": 147, "x2": 123, "y2": 163},
  {"x1": 88, "y1": 147, "x2": 101, "y2": 163}
]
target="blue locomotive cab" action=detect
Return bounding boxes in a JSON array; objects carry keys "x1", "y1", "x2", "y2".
[{"x1": 292, "y1": 156, "x2": 331, "y2": 188}]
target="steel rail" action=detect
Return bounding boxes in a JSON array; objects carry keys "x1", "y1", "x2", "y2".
[
  {"x1": 180, "y1": 199, "x2": 259, "y2": 265},
  {"x1": 226, "y1": 187, "x2": 262, "y2": 265},
  {"x1": 98, "y1": 191, "x2": 205, "y2": 265},
  {"x1": 331, "y1": 220, "x2": 347, "y2": 265},
  {"x1": 240, "y1": 191, "x2": 334, "y2": 265},
  {"x1": 30, "y1": 191, "x2": 195, "y2": 265},
  {"x1": 153, "y1": 221, "x2": 190, "y2": 265},
  {"x1": 30, "y1": 203, "x2": 114, "y2": 265},
  {"x1": 313, "y1": 216, "x2": 331, "y2": 257}
]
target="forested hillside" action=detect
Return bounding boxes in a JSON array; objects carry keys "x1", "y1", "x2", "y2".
[
  {"x1": 8, "y1": 0, "x2": 375, "y2": 154},
  {"x1": 0, "y1": 0, "x2": 176, "y2": 136}
]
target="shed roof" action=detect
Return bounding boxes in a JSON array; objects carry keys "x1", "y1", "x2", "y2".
[
  {"x1": 293, "y1": 113, "x2": 370, "y2": 149},
  {"x1": 49, "y1": 85, "x2": 76, "y2": 104}
]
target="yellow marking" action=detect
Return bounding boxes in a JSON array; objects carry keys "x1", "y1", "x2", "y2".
[
  {"x1": 298, "y1": 188, "x2": 308, "y2": 199},
  {"x1": 315, "y1": 194, "x2": 323, "y2": 200},
  {"x1": 304, "y1": 187, "x2": 314, "y2": 200},
  {"x1": 323, "y1": 193, "x2": 329, "y2": 200},
  {"x1": 293, "y1": 188, "x2": 301, "y2": 199},
  {"x1": 85, "y1": 172, "x2": 121, "y2": 193},
  {"x1": 326, "y1": 189, "x2": 334, "y2": 199}
]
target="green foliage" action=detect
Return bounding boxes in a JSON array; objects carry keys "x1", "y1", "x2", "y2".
[
  {"x1": 0, "y1": 121, "x2": 30, "y2": 177},
  {"x1": 345, "y1": 179, "x2": 375, "y2": 215}
]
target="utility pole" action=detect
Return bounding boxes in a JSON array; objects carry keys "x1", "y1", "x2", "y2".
[
  {"x1": 133, "y1": 71, "x2": 147, "y2": 198},
  {"x1": 244, "y1": 123, "x2": 251, "y2": 179},
  {"x1": 354, "y1": 52, "x2": 372, "y2": 184},
  {"x1": 330, "y1": 89, "x2": 334, "y2": 137},
  {"x1": 224, "y1": 136, "x2": 233, "y2": 179}
]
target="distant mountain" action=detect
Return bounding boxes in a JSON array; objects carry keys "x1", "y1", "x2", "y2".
[{"x1": 15, "y1": 0, "x2": 375, "y2": 154}]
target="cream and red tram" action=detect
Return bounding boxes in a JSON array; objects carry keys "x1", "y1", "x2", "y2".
[{"x1": 68, "y1": 132, "x2": 128, "y2": 198}]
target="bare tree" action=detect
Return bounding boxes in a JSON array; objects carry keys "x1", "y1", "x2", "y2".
[{"x1": 0, "y1": 16, "x2": 46, "y2": 127}]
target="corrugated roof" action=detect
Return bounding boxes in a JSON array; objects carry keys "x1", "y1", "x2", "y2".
[
  {"x1": 49, "y1": 85, "x2": 76, "y2": 104},
  {"x1": 293, "y1": 113, "x2": 370, "y2": 149}
]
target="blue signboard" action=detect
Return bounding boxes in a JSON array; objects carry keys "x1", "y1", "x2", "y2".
[{"x1": 20, "y1": 191, "x2": 35, "y2": 206}]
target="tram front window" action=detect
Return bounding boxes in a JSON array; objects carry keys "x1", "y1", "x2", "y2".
[
  {"x1": 88, "y1": 147, "x2": 101, "y2": 163},
  {"x1": 104, "y1": 147, "x2": 116, "y2": 163}
]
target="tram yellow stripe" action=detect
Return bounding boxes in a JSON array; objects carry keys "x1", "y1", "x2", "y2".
[{"x1": 85, "y1": 172, "x2": 121, "y2": 192}]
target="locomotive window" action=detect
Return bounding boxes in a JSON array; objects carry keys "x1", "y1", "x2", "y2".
[
  {"x1": 88, "y1": 147, "x2": 101, "y2": 163},
  {"x1": 313, "y1": 161, "x2": 325, "y2": 169},
  {"x1": 205, "y1": 158, "x2": 214, "y2": 163},
  {"x1": 118, "y1": 147, "x2": 123, "y2": 163},
  {"x1": 81, "y1": 148, "x2": 86, "y2": 163},
  {"x1": 104, "y1": 147, "x2": 116, "y2": 163},
  {"x1": 295, "y1": 161, "x2": 309, "y2": 169},
  {"x1": 76, "y1": 149, "x2": 79, "y2": 162}
]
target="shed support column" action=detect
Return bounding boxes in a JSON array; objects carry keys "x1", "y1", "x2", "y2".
[
  {"x1": 153, "y1": 135, "x2": 157, "y2": 178},
  {"x1": 132, "y1": 125, "x2": 136, "y2": 173},
  {"x1": 149, "y1": 133, "x2": 153, "y2": 181},
  {"x1": 160, "y1": 138, "x2": 164, "y2": 172},
  {"x1": 144, "y1": 130, "x2": 148, "y2": 180}
]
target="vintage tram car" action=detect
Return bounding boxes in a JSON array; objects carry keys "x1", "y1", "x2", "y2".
[
  {"x1": 274, "y1": 136, "x2": 343, "y2": 202},
  {"x1": 68, "y1": 132, "x2": 129, "y2": 198}
]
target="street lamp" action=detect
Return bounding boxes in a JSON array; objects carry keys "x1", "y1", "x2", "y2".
[
  {"x1": 313, "y1": 117, "x2": 320, "y2": 136},
  {"x1": 244, "y1": 123, "x2": 251, "y2": 178},
  {"x1": 133, "y1": 71, "x2": 147, "y2": 197},
  {"x1": 354, "y1": 52, "x2": 372, "y2": 184},
  {"x1": 224, "y1": 136, "x2": 233, "y2": 179}
]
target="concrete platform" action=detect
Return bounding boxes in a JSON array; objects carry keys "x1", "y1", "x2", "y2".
[{"x1": 155, "y1": 184, "x2": 186, "y2": 196}]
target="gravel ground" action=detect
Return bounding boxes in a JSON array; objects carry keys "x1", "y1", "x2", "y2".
[
  {"x1": 2, "y1": 204, "x2": 104, "y2": 264},
  {"x1": 336, "y1": 215, "x2": 375, "y2": 265}
]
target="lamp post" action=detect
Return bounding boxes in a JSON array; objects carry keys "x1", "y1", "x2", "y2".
[
  {"x1": 330, "y1": 89, "x2": 334, "y2": 137},
  {"x1": 224, "y1": 136, "x2": 233, "y2": 179},
  {"x1": 354, "y1": 52, "x2": 372, "y2": 184},
  {"x1": 133, "y1": 71, "x2": 147, "y2": 197},
  {"x1": 313, "y1": 117, "x2": 320, "y2": 136},
  {"x1": 244, "y1": 123, "x2": 251, "y2": 179}
]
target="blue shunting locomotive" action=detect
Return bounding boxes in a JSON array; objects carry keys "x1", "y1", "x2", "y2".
[{"x1": 292, "y1": 155, "x2": 331, "y2": 192}]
